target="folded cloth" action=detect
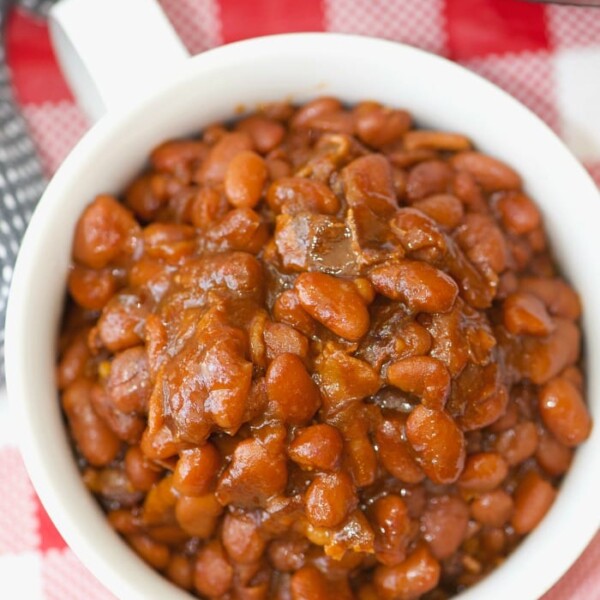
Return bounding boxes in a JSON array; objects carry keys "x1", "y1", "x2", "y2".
[{"x1": 0, "y1": 0, "x2": 51, "y2": 380}]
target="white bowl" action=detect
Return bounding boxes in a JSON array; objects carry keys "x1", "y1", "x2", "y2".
[{"x1": 6, "y1": 33, "x2": 600, "y2": 600}]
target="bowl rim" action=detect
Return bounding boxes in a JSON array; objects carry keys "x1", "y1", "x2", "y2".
[{"x1": 6, "y1": 31, "x2": 600, "y2": 600}]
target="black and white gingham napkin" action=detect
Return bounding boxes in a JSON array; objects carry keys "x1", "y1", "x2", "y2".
[{"x1": 0, "y1": 0, "x2": 56, "y2": 379}]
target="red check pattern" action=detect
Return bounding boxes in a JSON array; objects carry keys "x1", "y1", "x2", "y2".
[{"x1": 1, "y1": 1, "x2": 599, "y2": 598}]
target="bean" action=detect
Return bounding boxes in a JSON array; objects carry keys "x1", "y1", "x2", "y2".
[
  {"x1": 266, "y1": 156, "x2": 292, "y2": 179},
  {"x1": 342, "y1": 154, "x2": 398, "y2": 216},
  {"x1": 406, "y1": 405, "x2": 466, "y2": 484},
  {"x1": 124, "y1": 446, "x2": 161, "y2": 492},
  {"x1": 304, "y1": 472, "x2": 357, "y2": 528},
  {"x1": 528, "y1": 226, "x2": 547, "y2": 254},
  {"x1": 452, "y1": 168, "x2": 485, "y2": 209},
  {"x1": 388, "y1": 148, "x2": 438, "y2": 169},
  {"x1": 394, "y1": 321, "x2": 432, "y2": 359},
  {"x1": 539, "y1": 377, "x2": 591, "y2": 447},
  {"x1": 317, "y1": 350, "x2": 381, "y2": 411},
  {"x1": 374, "y1": 543, "x2": 441, "y2": 600},
  {"x1": 354, "y1": 101, "x2": 411, "y2": 148},
  {"x1": 481, "y1": 528, "x2": 507, "y2": 557},
  {"x1": 73, "y1": 195, "x2": 139, "y2": 269},
  {"x1": 288, "y1": 424, "x2": 344, "y2": 471},
  {"x1": 496, "y1": 191, "x2": 541, "y2": 234},
  {"x1": 175, "y1": 494, "x2": 223, "y2": 538},
  {"x1": 236, "y1": 115, "x2": 285, "y2": 153},
  {"x1": 202, "y1": 124, "x2": 228, "y2": 145},
  {"x1": 519, "y1": 277, "x2": 581, "y2": 321},
  {"x1": 267, "y1": 177, "x2": 340, "y2": 215},
  {"x1": 142, "y1": 475, "x2": 178, "y2": 525},
  {"x1": 267, "y1": 538, "x2": 308, "y2": 572},
  {"x1": 520, "y1": 279, "x2": 579, "y2": 323},
  {"x1": 194, "y1": 540, "x2": 234, "y2": 598},
  {"x1": 57, "y1": 329, "x2": 91, "y2": 390},
  {"x1": 266, "y1": 353, "x2": 321, "y2": 424},
  {"x1": 456, "y1": 213, "x2": 508, "y2": 275},
  {"x1": 216, "y1": 438, "x2": 288, "y2": 507},
  {"x1": 125, "y1": 173, "x2": 171, "y2": 221},
  {"x1": 108, "y1": 508, "x2": 139, "y2": 535},
  {"x1": 375, "y1": 414, "x2": 424, "y2": 484},
  {"x1": 62, "y1": 379, "x2": 120, "y2": 466},
  {"x1": 141, "y1": 420, "x2": 185, "y2": 465},
  {"x1": 392, "y1": 167, "x2": 408, "y2": 200},
  {"x1": 143, "y1": 223, "x2": 196, "y2": 261},
  {"x1": 173, "y1": 444, "x2": 221, "y2": 496},
  {"x1": 345, "y1": 434, "x2": 378, "y2": 487},
  {"x1": 370, "y1": 260, "x2": 458, "y2": 314},
  {"x1": 389, "y1": 208, "x2": 447, "y2": 257},
  {"x1": 353, "y1": 277, "x2": 376, "y2": 304},
  {"x1": 264, "y1": 322, "x2": 309, "y2": 362},
  {"x1": 458, "y1": 385, "x2": 509, "y2": 432},
  {"x1": 561, "y1": 365, "x2": 583, "y2": 390},
  {"x1": 295, "y1": 272, "x2": 370, "y2": 341},
  {"x1": 68, "y1": 265, "x2": 117, "y2": 311},
  {"x1": 106, "y1": 346, "x2": 151, "y2": 413},
  {"x1": 291, "y1": 97, "x2": 342, "y2": 129},
  {"x1": 406, "y1": 161, "x2": 453, "y2": 202},
  {"x1": 495, "y1": 421, "x2": 539, "y2": 466},
  {"x1": 421, "y1": 495, "x2": 469, "y2": 559},
  {"x1": 290, "y1": 565, "x2": 333, "y2": 600},
  {"x1": 273, "y1": 289, "x2": 317, "y2": 337},
  {"x1": 248, "y1": 311, "x2": 268, "y2": 368},
  {"x1": 422, "y1": 303, "x2": 468, "y2": 376},
  {"x1": 372, "y1": 495, "x2": 411, "y2": 567},
  {"x1": 83, "y1": 466, "x2": 142, "y2": 508},
  {"x1": 471, "y1": 489, "x2": 514, "y2": 527},
  {"x1": 97, "y1": 293, "x2": 146, "y2": 352},
  {"x1": 303, "y1": 110, "x2": 355, "y2": 135},
  {"x1": 517, "y1": 318, "x2": 580, "y2": 385},
  {"x1": 127, "y1": 534, "x2": 170, "y2": 570},
  {"x1": 508, "y1": 236, "x2": 533, "y2": 271},
  {"x1": 224, "y1": 151, "x2": 267, "y2": 208},
  {"x1": 458, "y1": 452, "x2": 508, "y2": 492},
  {"x1": 451, "y1": 151, "x2": 521, "y2": 192},
  {"x1": 503, "y1": 291, "x2": 554, "y2": 337},
  {"x1": 511, "y1": 472, "x2": 556, "y2": 534},
  {"x1": 387, "y1": 356, "x2": 451, "y2": 409},
  {"x1": 412, "y1": 194, "x2": 464, "y2": 229},
  {"x1": 197, "y1": 131, "x2": 253, "y2": 183},
  {"x1": 404, "y1": 130, "x2": 471, "y2": 152},
  {"x1": 147, "y1": 525, "x2": 189, "y2": 546},
  {"x1": 169, "y1": 189, "x2": 202, "y2": 225},
  {"x1": 151, "y1": 139, "x2": 206, "y2": 174},
  {"x1": 535, "y1": 427, "x2": 573, "y2": 476},
  {"x1": 166, "y1": 554, "x2": 193, "y2": 591},
  {"x1": 190, "y1": 187, "x2": 229, "y2": 229},
  {"x1": 222, "y1": 512, "x2": 265, "y2": 564},
  {"x1": 208, "y1": 207, "x2": 269, "y2": 254}
]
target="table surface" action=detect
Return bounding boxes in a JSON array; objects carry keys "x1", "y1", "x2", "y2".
[{"x1": 1, "y1": 0, "x2": 599, "y2": 598}]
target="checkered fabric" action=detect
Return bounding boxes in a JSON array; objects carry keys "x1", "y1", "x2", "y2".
[{"x1": 0, "y1": 0, "x2": 599, "y2": 598}]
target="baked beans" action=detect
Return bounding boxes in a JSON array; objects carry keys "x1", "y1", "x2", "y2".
[{"x1": 59, "y1": 98, "x2": 591, "y2": 599}]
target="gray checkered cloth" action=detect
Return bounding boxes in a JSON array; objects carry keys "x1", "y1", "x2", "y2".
[{"x1": 0, "y1": 0, "x2": 56, "y2": 379}]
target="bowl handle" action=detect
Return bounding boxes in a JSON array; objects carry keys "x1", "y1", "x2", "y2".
[{"x1": 49, "y1": 0, "x2": 190, "y2": 122}]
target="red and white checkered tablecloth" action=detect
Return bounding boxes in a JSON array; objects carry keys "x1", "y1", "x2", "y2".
[{"x1": 1, "y1": 0, "x2": 599, "y2": 598}]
